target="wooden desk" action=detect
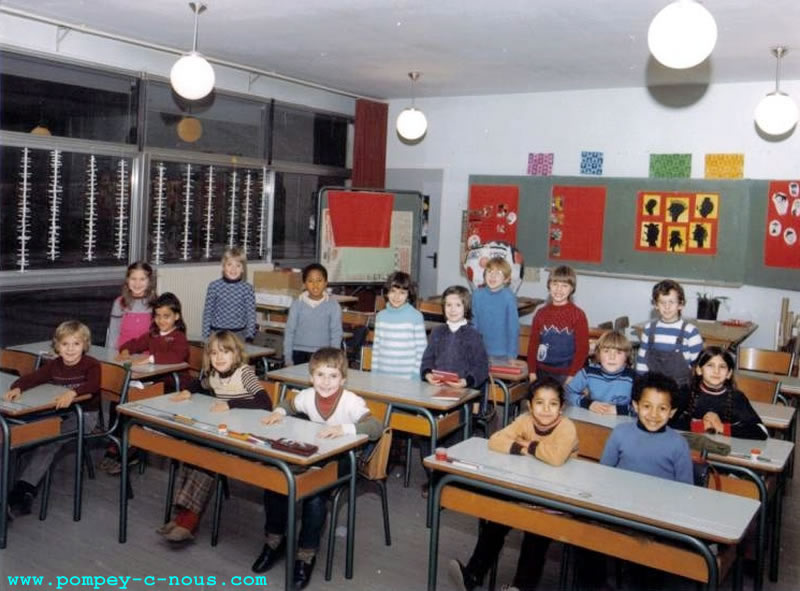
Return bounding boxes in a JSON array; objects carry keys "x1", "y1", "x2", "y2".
[
  {"x1": 419, "y1": 296, "x2": 543, "y2": 319},
  {"x1": 632, "y1": 319, "x2": 758, "y2": 351},
  {"x1": 424, "y1": 437, "x2": 759, "y2": 591},
  {"x1": 117, "y1": 394, "x2": 366, "y2": 591},
  {"x1": 0, "y1": 372, "x2": 89, "y2": 548}
]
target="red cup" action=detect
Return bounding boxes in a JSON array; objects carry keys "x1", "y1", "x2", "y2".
[{"x1": 435, "y1": 447, "x2": 448, "y2": 461}]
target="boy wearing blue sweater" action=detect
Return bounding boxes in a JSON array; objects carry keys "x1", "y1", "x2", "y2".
[
  {"x1": 372, "y1": 271, "x2": 427, "y2": 379},
  {"x1": 471, "y1": 257, "x2": 519, "y2": 362},
  {"x1": 565, "y1": 330, "x2": 635, "y2": 415}
]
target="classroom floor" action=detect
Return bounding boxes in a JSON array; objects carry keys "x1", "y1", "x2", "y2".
[{"x1": 0, "y1": 443, "x2": 797, "y2": 591}]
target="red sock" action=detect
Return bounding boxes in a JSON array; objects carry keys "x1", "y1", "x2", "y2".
[{"x1": 174, "y1": 509, "x2": 200, "y2": 532}]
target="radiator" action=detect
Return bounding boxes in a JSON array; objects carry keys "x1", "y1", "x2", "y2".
[{"x1": 156, "y1": 263, "x2": 274, "y2": 337}]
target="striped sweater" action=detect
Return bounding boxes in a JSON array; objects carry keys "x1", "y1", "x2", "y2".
[
  {"x1": 371, "y1": 303, "x2": 427, "y2": 380},
  {"x1": 634, "y1": 318, "x2": 703, "y2": 375}
]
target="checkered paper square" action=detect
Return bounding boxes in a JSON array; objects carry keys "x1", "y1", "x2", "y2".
[
  {"x1": 527, "y1": 152, "x2": 554, "y2": 176},
  {"x1": 580, "y1": 151, "x2": 604, "y2": 176}
]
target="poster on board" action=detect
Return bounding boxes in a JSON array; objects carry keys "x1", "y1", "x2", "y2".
[
  {"x1": 466, "y1": 185, "x2": 519, "y2": 247},
  {"x1": 548, "y1": 185, "x2": 605, "y2": 263},
  {"x1": 634, "y1": 191, "x2": 719, "y2": 255},
  {"x1": 764, "y1": 180, "x2": 800, "y2": 268}
]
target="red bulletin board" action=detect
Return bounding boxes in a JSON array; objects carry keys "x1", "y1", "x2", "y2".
[
  {"x1": 548, "y1": 185, "x2": 605, "y2": 263},
  {"x1": 764, "y1": 180, "x2": 800, "y2": 268},
  {"x1": 327, "y1": 190, "x2": 394, "y2": 247},
  {"x1": 634, "y1": 191, "x2": 719, "y2": 255},
  {"x1": 467, "y1": 185, "x2": 519, "y2": 247}
]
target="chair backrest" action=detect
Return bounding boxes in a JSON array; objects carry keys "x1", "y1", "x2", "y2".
[
  {"x1": 358, "y1": 427, "x2": 392, "y2": 480},
  {"x1": 260, "y1": 380, "x2": 282, "y2": 409},
  {"x1": 360, "y1": 346, "x2": 373, "y2": 371},
  {"x1": 614, "y1": 316, "x2": 630, "y2": 331},
  {"x1": 737, "y1": 347, "x2": 792, "y2": 375},
  {"x1": 0, "y1": 349, "x2": 38, "y2": 377},
  {"x1": 188, "y1": 342, "x2": 205, "y2": 376},
  {"x1": 597, "y1": 321, "x2": 613, "y2": 330},
  {"x1": 101, "y1": 361, "x2": 131, "y2": 401},
  {"x1": 518, "y1": 323, "x2": 531, "y2": 359},
  {"x1": 733, "y1": 372, "x2": 779, "y2": 404}
]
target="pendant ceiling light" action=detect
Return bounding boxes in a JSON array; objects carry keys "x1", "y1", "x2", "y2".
[
  {"x1": 396, "y1": 72, "x2": 428, "y2": 141},
  {"x1": 754, "y1": 47, "x2": 799, "y2": 136},
  {"x1": 170, "y1": 2, "x2": 215, "y2": 101},
  {"x1": 648, "y1": 0, "x2": 718, "y2": 69}
]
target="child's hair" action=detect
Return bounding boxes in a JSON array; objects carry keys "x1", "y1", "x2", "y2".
[
  {"x1": 651, "y1": 279, "x2": 685, "y2": 305},
  {"x1": 484, "y1": 257, "x2": 512, "y2": 282},
  {"x1": 594, "y1": 330, "x2": 632, "y2": 362},
  {"x1": 547, "y1": 265, "x2": 577, "y2": 296},
  {"x1": 121, "y1": 261, "x2": 156, "y2": 310},
  {"x1": 384, "y1": 271, "x2": 417, "y2": 304},
  {"x1": 150, "y1": 292, "x2": 187, "y2": 335},
  {"x1": 52, "y1": 320, "x2": 91, "y2": 354},
  {"x1": 633, "y1": 372, "x2": 679, "y2": 407},
  {"x1": 441, "y1": 285, "x2": 472, "y2": 320},
  {"x1": 685, "y1": 346, "x2": 736, "y2": 423},
  {"x1": 204, "y1": 330, "x2": 248, "y2": 376},
  {"x1": 309, "y1": 347, "x2": 348, "y2": 378},
  {"x1": 529, "y1": 376, "x2": 565, "y2": 406},
  {"x1": 222, "y1": 247, "x2": 247, "y2": 278},
  {"x1": 302, "y1": 263, "x2": 328, "y2": 282}
]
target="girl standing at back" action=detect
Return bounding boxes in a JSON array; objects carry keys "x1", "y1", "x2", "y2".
[
  {"x1": 671, "y1": 346, "x2": 768, "y2": 440},
  {"x1": 108, "y1": 261, "x2": 156, "y2": 349},
  {"x1": 202, "y1": 247, "x2": 256, "y2": 341}
]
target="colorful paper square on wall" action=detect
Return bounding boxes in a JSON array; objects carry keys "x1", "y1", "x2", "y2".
[
  {"x1": 705, "y1": 153, "x2": 744, "y2": 179},
  {"x1": 527, "y1": 152, "x2": 554, "y2": 176},
  {"x1": 548, "y1": 185, "x2": 606, "y2": 263},
  {"x1": 635, "y1": 191, "x2": 719, "y2": 255},
  {"x1": 580, "y1": 151, "x2": 604, "y2": 176},
  {"x1": 649, "y1": 153, "x2": 691, "y2": 178},
  {"x1": 764, "y1": 180, "x2": 800, "y2": 268}
]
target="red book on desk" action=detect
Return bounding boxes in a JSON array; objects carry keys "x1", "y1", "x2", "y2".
[
  {"x1": 431, "y1": 369, "x2": 461, "y2": 385},
  {"x1": 433, "y1": 387, "x2": 464, "y2": 401},
  {"x1": 489, "y1": 364, "x2": 524, "y2": 375},
  {"x1": 267, "y1": 437, "x2": 319, "y2": 456}
]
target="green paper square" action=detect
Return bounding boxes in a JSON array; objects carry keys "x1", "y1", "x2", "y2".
[{"x1": 649, "y1": 154, "x2": 691, "y2": 178}]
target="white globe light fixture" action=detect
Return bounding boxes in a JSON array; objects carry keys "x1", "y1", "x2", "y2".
[
  {"x1": 755, "y1": 47, "x2": 799, "y2": 136},
  {"x1": 648, "y1": 0, "x2": 718, "y2": 69},
  {"x1": 170, "y1": 2, "x2": 215, "y2": 101},
  {"x1": 396, "y1": 72, "x2": 428, "y2": 141}
]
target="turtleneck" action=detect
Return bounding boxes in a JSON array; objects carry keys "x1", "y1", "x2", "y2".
[
  {"x1": 636, "y1": 420, "x2": 666, "y2": 434},
  {"x1": 446, "y1": 319, "x2": 468, "y2": 332},
  {"x1": 699, "y1": 382, "x2": 727, "y2": 396},
  {"x1": 533, "y1": 415, "x2": 562, "y2": 436}
]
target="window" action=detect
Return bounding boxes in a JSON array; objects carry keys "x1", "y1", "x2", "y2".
[{"x1": 272, "y1": 104, "x2": 348, "y2": 167}]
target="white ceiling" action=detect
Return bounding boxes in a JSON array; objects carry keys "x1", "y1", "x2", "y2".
[{"x1": 3, "y1": 0, "x2": 800, "y2": 99}]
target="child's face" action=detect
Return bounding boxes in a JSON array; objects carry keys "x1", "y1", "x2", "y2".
[
  {"x1": 57, "y1": 334, "x2": 85, "y2": 366},
  {"x1": 444, "y1": 294, "x2": 466, "y2": 323},
  {"x1": 655, "y1": 289, "x2": 683, "y2": 323},
  {"x1": 223, "y1": 258, "x2": 244, "y2": 281},
  {"x1": 697, "y1": 354, "x2": 732, "y2": 389},
  {"x1": 387, "y1": 286, "x2": 409, "y2": 309},
  {"x1": 632, "y1": 388, "x2": 676, "y2": 432},
  {"x1": 530, "y1": 386, "x2": 562, "y2": 427},
  {"x1": 304, "y1": 270, "x2": 327, "y2": 300},
  {"x1": 548, "y1": 280, "x2": 573, "y2": 305},
  {"x1": 484, "y1": 267, "x2": 507, "y2": 291},
  {"x1": 311, "y1": 365, "x2": 345, "y2": 398},
  {"x1": 154, "y1": 306, "x2": 180, "y2": 333},
  {"x1": 598, "y1": 346, "x2": 627, "y2": 374},
  {"x1": 127, "y1": 269, "x2": 150, "y2": 298},
  {"x1": 209, "y1": 344, "x2": 235, "y2": 374}
]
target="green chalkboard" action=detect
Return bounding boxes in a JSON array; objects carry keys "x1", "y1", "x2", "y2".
[{"x1": 469, "y1": 174, "x2": 798, "y2": 288}]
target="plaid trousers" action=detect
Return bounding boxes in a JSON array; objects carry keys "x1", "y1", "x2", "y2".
[{"x1": 174, "y1": 465, "x2": 215, "y2": 514}]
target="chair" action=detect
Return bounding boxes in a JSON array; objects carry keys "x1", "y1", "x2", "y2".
[
  {"x1": 324, "y1": 426, "x2": 393, "y2": 580},
  {"x1": 597, "y1": 321, "x2": 613, "y2": 330},
  {"x1": 341, "y1": 311, "x2": 372, "y2": 368},
  {"x1": 734, "y1": 372, "x2": 780, "y2": 404},
  {"x1": 187, "y1": 342, "x2": 205, "y2": 379},
  {"x1": 360, "y1": 345, "x2": 373, "y2": 372},
  {"x1": 737, "y1": 347, "x2": 793, "y2": 375},
  {"x1": 613, "y1": 316, "x2": 629, "y2": 331},
  {"x1": 0, "y1": 348, "x2": 38, "y2": 377}
]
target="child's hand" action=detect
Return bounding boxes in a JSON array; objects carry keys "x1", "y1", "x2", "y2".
[
  {"x1": 528, "y1": 372, "x2": 537, "y2": 383},
  {"x1": 170, "y1": 390, "x2": 192, "y2": 402},
  {"x1": 54, "y1": 389, "x2": 77, "y2": 409},
  {"x1": 453, "y1": 378, "x2": 467, "y2": 388},
  {"x1": 589, "y1": 402, "x2": 616, "y2": 415},
  {"x1": 261, "y1": 411, "x2": 283, "y2": 426},
  {"x1": 115, "y1": 349, "x2": 130, "y2": 361},
  {"x1": 4, "y1": 388, "x2": 21, "y2": 402},
  {"x1": 702, "y1": 412, "x2": 725, "y2": 434},
  {"x1": 210, "y1": 400, "x2": 229, "y2": 413},
  {"x1": 425, "y1": 373, "x2": 441, "y2": 385},
  {"x1": 563, "y1": 375, "x2": 574, "y2": 386},
  {"x1": 317, "y1": 425, "x2": 344, "y2": 439}
]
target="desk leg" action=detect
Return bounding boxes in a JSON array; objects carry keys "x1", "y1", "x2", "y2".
[
  {"x1": 769, "y1": 473, "x2": 786, "y2": 582},
  {"x1": 346, "y1": 450, "x2": 356, "y2": 579},
  {"x1": 118, "y1": 420, "x2": 130, "y2": 543},
  {"x1": 462, "y1": 402, "x2": 473, "y2": 439},
  {"x1": 420, "y1": 408, "x2": 437, "y2": 529},
  {"x1": 0, "y1": 417, "x2": 10, "y2": 549},
  {"x1": 285, "y1": 474, "x2": 297, "y2": 591},
  {"x1": 73, "y1": 405, "x2": 84, "y2": 522},
  {"x1": 427, "y1": 476, "x2": 444, "y2": 591},
  {"x1": 171, "y1": 371, "x2": 180, "y2": 392}
]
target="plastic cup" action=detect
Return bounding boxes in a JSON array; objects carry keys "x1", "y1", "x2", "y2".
[{"x1": 435, "y1": 447, "x2": 448, "y2": 461}]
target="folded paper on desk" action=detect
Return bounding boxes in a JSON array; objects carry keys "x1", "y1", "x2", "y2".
[
  {"x1": 268, "y1": 437, "x2": 318, "y2": 456},
  {"x1": 433, "y1": 387, "x2": 464, "y2": 401}
]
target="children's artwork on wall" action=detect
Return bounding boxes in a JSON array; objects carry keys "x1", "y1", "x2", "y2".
[
  {"x1": 463, "y1": 241, "x2": 524, "y2": 293},
  {"x1": 328, "y1": 190, "x2": 394, "y2": 247},
  {"x1": 764, "y1": 180, "x2": 800, "y2": 268},
  {"x1": 527, "y1": 153, "x2": 554, "y2": 176},
  {"x1": 548, "y1": 185, "x2": 606, "y2": 263},
  {"x1": 467, "y1": 184, "x2": 519, "y2": 247},
  {"x1": 705, "y1": 153, "x2": 744, "y2": 179},
  {"x1": 649, "y1": 153, "x2": 691, "y2": 178},
  {"x1": 579, "y1": 151, "x2": 604, "y2": 176},
  {"x1": 635, "y1": 191, "x2": 719, "y2": 254}
]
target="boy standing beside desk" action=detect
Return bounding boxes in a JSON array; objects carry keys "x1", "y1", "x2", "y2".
[{"x1": 472, "y1": 257, "x2": 520, "y2": 363}]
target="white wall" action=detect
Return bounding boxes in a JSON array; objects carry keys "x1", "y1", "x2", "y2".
[{"x1": 386, "y1": 82, "x2": 800, "y2": 349}]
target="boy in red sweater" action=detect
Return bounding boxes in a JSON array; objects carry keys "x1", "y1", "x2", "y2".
[{"x1": 527, "y1": 265, "x2": 588, "y2": 385}]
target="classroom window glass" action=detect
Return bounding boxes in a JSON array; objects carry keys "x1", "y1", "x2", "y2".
[
  {"x1": 272, "y1": 103, "x2": 348, "y2": 167},
  {"x1": 0, "y1": 145, "x2": 134, "y2": 271}
]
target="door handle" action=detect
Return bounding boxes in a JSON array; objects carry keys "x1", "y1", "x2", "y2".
[{"x1": 426, "y1": 252, "x2": 437, "y2": 269}]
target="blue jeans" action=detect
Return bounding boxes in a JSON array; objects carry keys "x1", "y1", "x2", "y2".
[{"x1": 263, "y1": 489, "x2": 328, "y2": 551}]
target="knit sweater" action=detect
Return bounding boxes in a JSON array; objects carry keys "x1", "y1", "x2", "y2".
[
  {"x1": 108, "y1": 297, "x2": 151, "y2": 349},
  {"x1": 202, "y1": 277, "x2": 257, "y2": 339},
  {"x1": 283, "y1": 294, "x2": 343, "y2": 360},
  {"x1": 489, "y1": 414, "x2": 578, "y2": 466},
  {"x1": 671, "y1": 383, "x2": 768, "y2": 440},
  {"x1": 472, "y1": 286, "x2": 519, "y2": 359},
  {"x1": 189, "y1": 365, "x2": 272, "y2": 410},
  {"x1": 420, "y1": 324, "x2": 489, "y2": 388},
  {"x1": 564, "y1": 364, "x2": 635, "y2": 415},
  {"x1": 12, "y1": 356, "x2": 101, "y2": 412},
  {"x1": 526, "y1": 302, "x2": 589, "y2": 376},
  {"x1": 634, "y1": 319, "x2": 703, "y2": 375},
  {"x1": 277, "y1": 387, "x2": 382, "y2": 440},
  {"x1": 600, "y1": 421, "x2": 693, "y2": 485},
  {"x1": 372, "y1": 303, "x2": 427, "y2": 380},
  {"x1": 120, "y1": 329, "x2": 189, "y2": 365}
]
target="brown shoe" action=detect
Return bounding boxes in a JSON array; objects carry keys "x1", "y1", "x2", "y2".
[
  {"x1": 164, "y1": 525, "x2": 194, "y2": 543},
  {"x1": 156, "y1": 520, "x2": 177, "y2": 536}
]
